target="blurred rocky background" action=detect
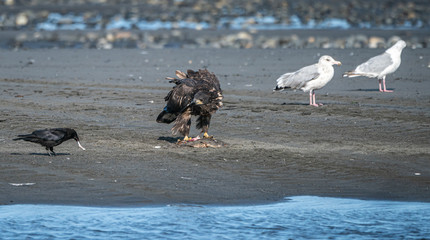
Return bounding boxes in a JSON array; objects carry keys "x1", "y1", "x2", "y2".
[{"x1": 0, "y1": 0, "x2": 429, "y2": 49}]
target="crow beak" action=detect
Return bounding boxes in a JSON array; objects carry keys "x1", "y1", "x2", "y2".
[
  {"x1": 77, "y1": 141, "x2": 86, "y2": 151},
  {"x1": 74, "y1": 137, "x2": 85, "y2": 150}
]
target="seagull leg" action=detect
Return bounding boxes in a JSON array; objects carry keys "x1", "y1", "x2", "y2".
[
  {"x1": 382, "y1": 76, "x2": 393, "y2": 92},
  {"x1": 379, "y1": 79, "x2": 383, "y2": 92},
  {"x1": 309, "y1": 90, "x2": 319, "y2": 107},
  {"x1": 314, "y1": 92, "x2": 324, "y2": 106}
]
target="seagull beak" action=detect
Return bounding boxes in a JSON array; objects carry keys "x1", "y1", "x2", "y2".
[{"x1": 336, "y1": 61, "x2": 342, "y2": 66}]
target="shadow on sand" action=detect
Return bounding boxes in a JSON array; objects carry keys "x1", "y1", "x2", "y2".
[
  {"x1": 157, "y1": 136, "x2": 182, "y2": 143},
  {"x1": 11, "y1": 152, "x2": 71, "y2": 156}
]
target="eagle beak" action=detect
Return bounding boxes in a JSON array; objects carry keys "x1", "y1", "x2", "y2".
[{"x1": 194, "y1": 99, "x2": 204, "y2": 105}]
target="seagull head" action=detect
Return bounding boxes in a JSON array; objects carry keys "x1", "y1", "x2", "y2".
[
  {"x1": 386, "y1": 40, "x2": 407, "y2": 55},
  {"x1": 394, "y1": 40, "x2": 407, "y2": 49},
  {"x1": 319, "y1": 55, "x2": 342, "y2": 66}
]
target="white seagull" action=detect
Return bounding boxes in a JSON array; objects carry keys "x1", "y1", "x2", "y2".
[
  {"x1": 343, "y1": 40, "x2": 406, "y2": 92},
  {"x1": 274, "y1": 55, "x2": 342, "y2": 107}
]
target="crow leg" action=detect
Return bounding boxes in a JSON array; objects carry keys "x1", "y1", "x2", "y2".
[
  {"x1": 49, "y1": 147, "x2": 56, "y2": 156},
  {"x1": 45, "y1": 147, "x2": 55, "y2": 156}
]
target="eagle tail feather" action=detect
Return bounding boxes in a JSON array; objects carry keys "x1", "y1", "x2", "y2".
[{"x1": 172, "y1": 111, "x2": 191, "y2": 136}]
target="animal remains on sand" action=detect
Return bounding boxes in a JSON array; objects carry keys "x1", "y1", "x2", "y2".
[
  {"x1": 157, "y1": 69, "x2": 223, "y2": 142},
  {"x1": 13, "y1": 128, "x2": 86, "y2": 156},
  {"x1": 274, "y1": 55, "x2": 342, "y2": 107},
  {"x1": 343, "y1": 40, "x2": 406, "y2": 92}
]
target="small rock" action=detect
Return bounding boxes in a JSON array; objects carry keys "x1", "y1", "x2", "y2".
[
  {"x1": 369, "y1": 36, "x2": 385, "y2": 48},
  {"x1": 15, "y1": 13, "x2": 28, "y2": 26}
]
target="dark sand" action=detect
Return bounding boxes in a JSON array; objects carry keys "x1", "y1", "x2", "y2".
[{"x1": 0, "y1": 46, "x2": 429, "y2": 206}]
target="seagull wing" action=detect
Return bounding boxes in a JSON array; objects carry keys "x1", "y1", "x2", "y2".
[
  {"x1": 355, "y1": 52, "x2": 393, "y2": 75},
  {"x1": 277, "y1": 64, "x2": 320, "y2": 89}
]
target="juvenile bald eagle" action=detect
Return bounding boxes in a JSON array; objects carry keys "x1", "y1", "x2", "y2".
[{"x1": 157, "y1": 69, "x2": 223, "y2": 142}]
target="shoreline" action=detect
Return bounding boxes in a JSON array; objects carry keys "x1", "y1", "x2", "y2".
[
  {"x1": 1, "y1": 28, "x2": 429, "y2": 50},
  {"x1": 0, "y1": 46, "x2": 429, "y2": 206}
]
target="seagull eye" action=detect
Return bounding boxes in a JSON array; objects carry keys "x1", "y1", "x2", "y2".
[{"x1": 326, "y1": 59, "x2": 330, "y2": 61}]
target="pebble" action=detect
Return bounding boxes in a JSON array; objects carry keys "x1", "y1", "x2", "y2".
[
  {"x1": 5, "y1": 29, "x2": 428, "y2": 50},
  {"x1": 15, "y1": 13, "x2": 29, "y2": 26},
  {"x1": 1, "y1": 1, "x2": 429, "y2": 49}
]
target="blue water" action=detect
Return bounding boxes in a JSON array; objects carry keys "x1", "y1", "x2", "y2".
[
  {"x1": 35, "y1": 13, "x2": 425, "y2": 31},
  {"x1": 1, "y1": 196, "x2": 429, "y2": 240}
]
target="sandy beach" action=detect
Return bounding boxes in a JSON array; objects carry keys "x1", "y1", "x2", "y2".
[{"x1": 0, "y1": 45, "x2": 429, "y2": 206}]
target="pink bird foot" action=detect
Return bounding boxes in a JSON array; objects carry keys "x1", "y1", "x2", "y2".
[{"x1": 379, "y1": 78, "x2": 393, "y2": 92}]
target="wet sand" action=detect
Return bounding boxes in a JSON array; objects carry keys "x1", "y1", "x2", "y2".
[{"x1": 0, "y1": 47, "x2": 429, "y2": 206}]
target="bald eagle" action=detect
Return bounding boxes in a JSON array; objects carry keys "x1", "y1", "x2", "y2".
[{"x1": 157, "y1": 69, "x2": 223, "y2": 142}]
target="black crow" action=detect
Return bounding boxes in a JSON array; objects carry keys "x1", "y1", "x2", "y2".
[
  {"x1": 13, "y1": 128, "x2": 85, "y2": 156},
  {"x1": 157, "y1": 69, "x2": 223, "y2": 142}
]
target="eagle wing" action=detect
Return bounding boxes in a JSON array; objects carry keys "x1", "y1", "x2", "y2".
[
  {"x1": 165, "y1": 78, "x2": 198, "y2": 112},
  {"x1": 157, "y1": 78, "x2": 198, "y2": 124},
  {"x1": 161, "y1": 69, "x2": 222, "y2": 117}
]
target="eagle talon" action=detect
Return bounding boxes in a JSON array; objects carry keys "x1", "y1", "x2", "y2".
[
  {"x1": 177, "y1": 136, "x2": 200, "y2": 144},
  {"x1": 179, "y1": 136, "x2": 192, "y2": 142},
  {"x1": 203, "y1": 132, "x2": 213, "y2": 139}
]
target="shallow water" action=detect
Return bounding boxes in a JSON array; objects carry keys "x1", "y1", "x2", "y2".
[
  {"x1": 35, "y1": 13, "x2": 424, "y2": 31},
  {"x1": 1, "y1": 196, "x2": 429, "y2": 239}
]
